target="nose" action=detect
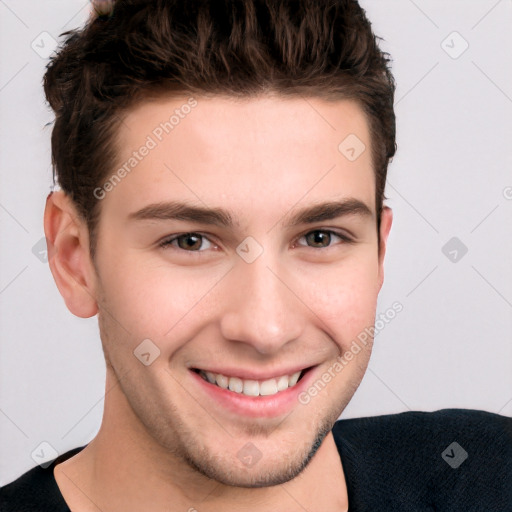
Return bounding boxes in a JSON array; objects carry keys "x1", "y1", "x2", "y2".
[{"x1": 219, "y1": 251, "x2": 306, "y2": 355}]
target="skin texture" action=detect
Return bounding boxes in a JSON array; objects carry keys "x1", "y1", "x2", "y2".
[{"x1": 45, "y1": 95, "x2": 392, "y2": 512}]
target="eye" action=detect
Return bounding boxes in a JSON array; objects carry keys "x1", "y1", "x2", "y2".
[
  {"x1": 159, "y1": 232, "x2": 214, "y2": 252},
  {"x1": 158, "y1": 229, "x2": 353, "y2": 254},
  {"x1": 295, "y1": 229, "x2": 352, "y2": 249}
]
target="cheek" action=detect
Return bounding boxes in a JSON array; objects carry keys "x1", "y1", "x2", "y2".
[
  {"x1": 97, "y1": 251, "x2": 226, "y2": 338},
  {"x1": 298, "y1": 257, "x2": 380, "y2": 346}
]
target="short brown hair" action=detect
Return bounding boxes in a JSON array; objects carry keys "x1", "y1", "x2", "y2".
[{"x1": 44, "y1": 0, "x2": 396, "y2": 261}]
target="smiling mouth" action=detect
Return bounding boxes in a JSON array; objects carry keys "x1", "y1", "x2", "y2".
[{"x1": 192, "y1": 368, "x2": 310, "y2": 397}]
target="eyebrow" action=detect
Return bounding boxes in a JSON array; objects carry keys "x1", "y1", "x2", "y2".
[{"x1": 127, "y1": 198, "x2": 373, "y2": 229}]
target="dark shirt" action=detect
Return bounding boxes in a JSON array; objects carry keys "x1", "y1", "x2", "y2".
[{"x1": 2, "y1": 408, "x2": 511, "y2": 511}]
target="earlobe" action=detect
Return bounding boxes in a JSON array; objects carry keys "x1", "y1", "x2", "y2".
[
  {"x1": 44, "y1": 190, "x2": 99, "y2": 318},
  {"x1": 377, "y1": 206, "x2": 393, "y2": 290}
]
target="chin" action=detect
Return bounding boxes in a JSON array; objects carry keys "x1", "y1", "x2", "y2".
[{"x1": 180, "y1": 416, "x2": 334, "y2": 488}]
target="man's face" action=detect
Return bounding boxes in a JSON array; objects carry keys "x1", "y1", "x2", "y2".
[{"x1": 89, "y1": 95, "x2": 391, "y2": 486}]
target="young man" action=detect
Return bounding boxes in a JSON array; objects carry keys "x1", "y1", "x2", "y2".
[{"x1": 2, "y1": 0, "x2": 511, "y2": 510}]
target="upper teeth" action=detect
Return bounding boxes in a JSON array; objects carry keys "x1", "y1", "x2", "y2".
[{"x1": 199, "y1": 370, "x2": 302, "y2": 397}]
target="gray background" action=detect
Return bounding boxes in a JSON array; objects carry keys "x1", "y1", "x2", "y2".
[{"x1": 1, "y1": 0, "x2": 511, "y2": 485}]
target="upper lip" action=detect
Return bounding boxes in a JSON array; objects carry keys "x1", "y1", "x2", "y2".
[{"x1": 191, "y1": 364, "x2": 315, "y2": 381}]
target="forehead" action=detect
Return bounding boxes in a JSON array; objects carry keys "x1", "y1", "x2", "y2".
[{"x1": 104, "y1": 94, "x2": 375, "y2": 223}]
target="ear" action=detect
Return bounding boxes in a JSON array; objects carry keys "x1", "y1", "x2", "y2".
[
  {"x1": 44, "y1": 190, "x2": 99, "y2": 318},
  {"x1": 377, "y1": 206, "x2": 393, "y2": 291}
]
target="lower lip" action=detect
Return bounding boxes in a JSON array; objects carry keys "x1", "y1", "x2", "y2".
[{"x1": 189, "y1": 367, "x2": 316, "y2": 418}]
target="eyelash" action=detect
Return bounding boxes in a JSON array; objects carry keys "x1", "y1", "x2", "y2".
[{"x1": 158, "y1": 229, "x2": 354, "y2": 254}]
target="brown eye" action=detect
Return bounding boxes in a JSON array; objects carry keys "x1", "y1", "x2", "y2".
[
  {"x1": 297, "y1": 230, "x2": 351, "y2": 249},
  {"x1": 160, "y1": 233, "x2": 213, "y2": 252},
  {"x1": 306, "y1": 231, "x2": 331, "y2": 248}
]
